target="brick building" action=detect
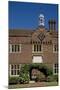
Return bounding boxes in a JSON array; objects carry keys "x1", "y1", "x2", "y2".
[{"x1": 9, "y1": 14, "x2": 58, "y2": 78}]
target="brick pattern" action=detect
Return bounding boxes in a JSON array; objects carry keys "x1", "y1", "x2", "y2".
[{"x1": 9, "y1": 28, "x2": 58, "y2": 64}]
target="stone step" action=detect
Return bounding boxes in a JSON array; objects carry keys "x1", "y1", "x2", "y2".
[{"x1": 29, "y1": 81, "x2": 35, "y2": 83}]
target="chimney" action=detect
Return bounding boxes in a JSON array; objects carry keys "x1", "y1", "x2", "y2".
[{"x1": 49, "y1": 19, "x2": 56, "y2": 32}]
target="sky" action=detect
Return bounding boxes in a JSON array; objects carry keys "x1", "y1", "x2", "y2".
[{"x1": 9, "y1": 1, "x2": 58, "y2": 30}]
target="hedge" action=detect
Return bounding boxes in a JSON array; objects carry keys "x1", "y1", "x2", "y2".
[{"x1": 9, "y1": 77, "x2": 19, "y2": 85}]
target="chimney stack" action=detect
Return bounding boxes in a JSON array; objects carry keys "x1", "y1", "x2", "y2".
[{"x1": 49, "y1": 19, "x2": 56, "y2": 32}]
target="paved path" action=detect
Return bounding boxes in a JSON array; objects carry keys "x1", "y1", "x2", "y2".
[{"x1": 9, "y1": 82, "x2": 58, "y2": 89}]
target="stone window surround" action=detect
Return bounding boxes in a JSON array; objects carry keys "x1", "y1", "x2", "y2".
[
  {"x1": 53, "y1": 44, "x2": 58, "y2": 53},
  {"x1": 53, "y1": 63, "x2": 58, "y2": 75},
  {"x1": 32, "y1": 44, "x2": 43, "y2": 53},
  {"x1": 9, "y1": 64, "x2": 21, "y2": 76},
  {"x1": 9, "y1": 44, "x2": 21, "y2": 53}
]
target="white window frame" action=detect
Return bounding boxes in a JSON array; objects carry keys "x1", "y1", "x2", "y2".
[
  {"x1": 32, "y1": 44, "x2": 43, "y2": 53},
  {"x1": 9, "y1": 44, "x2": 21, "y2": 53},
  {"x1": 53, "y1": 44, "x2": 58, "y2": 53},
  {"x1": 9, "y1": 64, "x2": 21, "y2": 77},
  {"x1": 53, "y1": 64, "x2": 58, "y2": 75}
]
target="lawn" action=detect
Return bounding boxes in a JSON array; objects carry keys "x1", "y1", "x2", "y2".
[
  {"x1": 9, "y1": 82, "x2": 58, "y2": 89},
  {"x1": 45, "y1": 82, "x2": 58, "y2": 86}
]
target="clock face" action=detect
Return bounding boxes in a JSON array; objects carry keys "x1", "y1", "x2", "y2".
[{"x1": 37, "y1": 32, "x2": 45, "y2": 42}]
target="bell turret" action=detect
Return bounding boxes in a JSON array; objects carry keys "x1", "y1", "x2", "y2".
[{"x1": 39, "y1": 14, "x2": 45, "y2": 27}]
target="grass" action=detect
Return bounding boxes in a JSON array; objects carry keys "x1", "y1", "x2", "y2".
[
  {"x1": 9, "y1": 81, "x2": 58, "y2": 89},
  {"x1": 45, "y1": 81, "x2": 58, "y2": 86}
]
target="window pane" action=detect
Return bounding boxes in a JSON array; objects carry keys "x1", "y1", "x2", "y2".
[
  {"x1": 54, "y1": 45, "x2": 56, "y2": 51},
  {"x1": 39, "y1": 45, "x2": 41, "y2": 51},
  {"x1": 54, "y1": 45, "x2": 58, "y2": 52},
  {"x1": 11, "y1": 65, "x2": 13, "y2": 69},
  {"x1": 17, "y1": 70, "x2": 20, "y2": 75},
  {"x1": 15, "y1": 45, "x2": 17, "y2": 52},
  {"x1": 14, "y1": 65, "x2": 16, "y2": 69},
  {"x1": 55, "y1": 69, "x2": 56, "y2": 73},
  {"x1": 54, "y1": 64, "x2": 58, "y2": 74},
  {"x1": 37, "y1": 45, "x2": 38, "y2": 51},
  {"x1": 18, "y1": 45, "x2": 20, "y2": 52},
  {"x1": 14, "y1": 70, "x2": 16, "y2": 75},
  {"x1": 34, "y1": 45, "x2": 36, "y2": 51},
  {"x1": 17, "y1": 65, "x2": 19, "y2": 69},
  {"x1": 12, "y1": 45, "x2": 15, "y2": 52},
  {"x1": 11, "y1": 70, "x2": 14, "y2": 75}
]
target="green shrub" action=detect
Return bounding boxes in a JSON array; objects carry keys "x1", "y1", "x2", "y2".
[
  {"x1": 35, "y1": 72, "x2": 45, "y2": 82},
  {"x1": 9, "y1": 77, "x2": 19, "y2": 85},
  {"x1": 45, "y1": 76, "x2": 54, "y2": 82},
  {"x1": 19, "y1": 64, "x2": 53, "y2": 83},
  {"x1": 53, "y1": 75, "x2": 58, "y2": 82},
  {"x1": 39, "y1": 66, "x2": 53, "y2": 77},
  {"x1": 30, "y1": 64, "x2": 53, "y2": 77},
  {"x1": 45, "y1": 75, "x2": 58, "y2": 82},
  {"x1": 19, "y1": 64, "x2": 30, "y2": 84},
  {"x1": 19, "y1": 73, "x2": 30, "y2": 84}
]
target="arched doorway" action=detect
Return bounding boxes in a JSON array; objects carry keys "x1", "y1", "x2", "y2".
[
  {"x1": 30, "y1": 66, "x2": 41, "y2": 80},
  {"x1": 29, "y1": 65, "x2": 45, "y2": 81}
]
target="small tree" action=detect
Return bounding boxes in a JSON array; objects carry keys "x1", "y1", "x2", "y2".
[
  {"x1": 35, "y1": 72, "x2": 45, "y2": 82},
  {"x1": 19, "y1": 64, "x2": 30, "y2": 84}
]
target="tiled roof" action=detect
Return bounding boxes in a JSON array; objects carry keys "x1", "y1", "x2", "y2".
[
  {"x1": 9, "y1": 29, "x2": 34, "y2": 37},
  {"x1": 9, "y1": 29, "x2": 58, "y2": 38}
]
